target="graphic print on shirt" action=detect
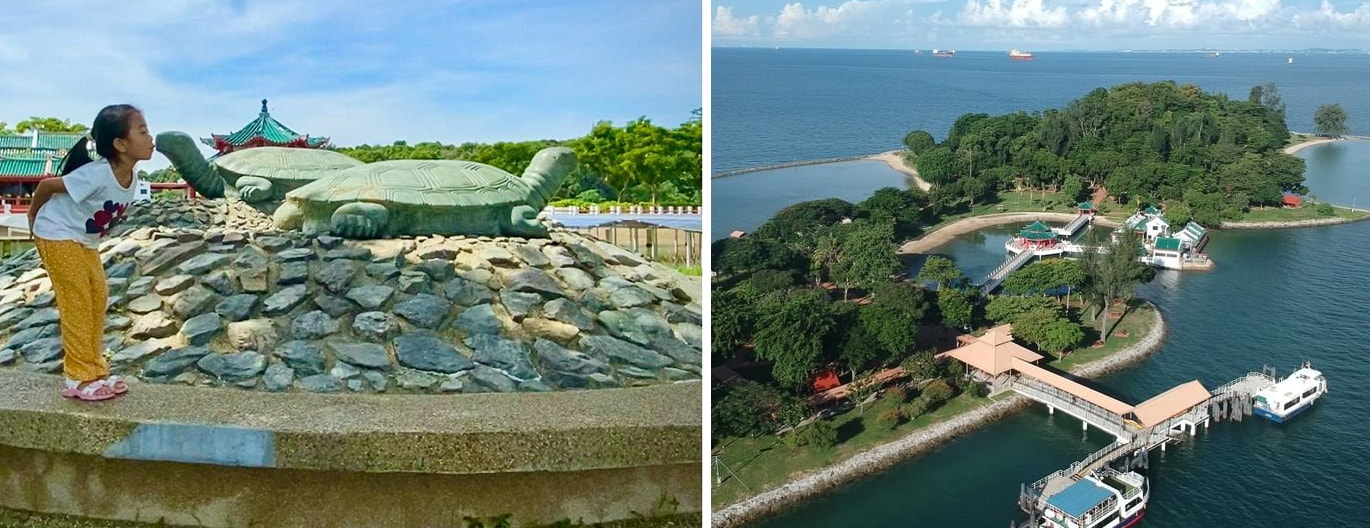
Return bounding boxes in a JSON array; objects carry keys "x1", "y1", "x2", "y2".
[{"x1": 85, "y1": 200, "x2": 127, "y2": 237}]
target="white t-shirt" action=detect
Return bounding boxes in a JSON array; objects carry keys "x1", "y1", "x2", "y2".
[{"x1": 32, "y1": 160, "x2": 138, "y2": 248}]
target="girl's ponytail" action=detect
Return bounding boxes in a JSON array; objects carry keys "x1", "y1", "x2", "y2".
[
  {"x1": 58, "y1": 104, "x2": 141, "y2": 176},
  {"x1": 58, "y1": 136, "x2": 95, "y2": 176}
]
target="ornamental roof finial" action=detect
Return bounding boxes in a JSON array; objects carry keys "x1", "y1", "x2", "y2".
[{"x1": 261, "y1": 99, "x2": 269, "y2": 115}]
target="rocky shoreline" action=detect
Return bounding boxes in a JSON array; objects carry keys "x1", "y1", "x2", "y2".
[
  {"x1": 711, "y1": 303, "x2": 1167, "y2": 528},
  {"x1": 0, "y1": 198, "x2": 702, "y2": 394},
  {"x1": 1219, "y1": 214, "x2": 1370, "y2": 230}
]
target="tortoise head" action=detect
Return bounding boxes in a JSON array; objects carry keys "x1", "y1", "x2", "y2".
[
  {"x1": 520, "y1": 147, "x2": 577, "y2": 208},
  {"x1": 155, "y1": 131, "x2": 226, "y2": 199}
]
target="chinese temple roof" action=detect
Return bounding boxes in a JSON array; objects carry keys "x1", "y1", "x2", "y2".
[
  {"x1": 1019, "y1": 220, "x2": 1056, "y2": 241},
  {"x1": 201, "y1": 99, "x2": 329, "y2": 155}
]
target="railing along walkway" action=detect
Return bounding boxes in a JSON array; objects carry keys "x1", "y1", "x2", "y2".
[{"x1": 1009, "y1": 375, "x2": 1131, "y2": 439}]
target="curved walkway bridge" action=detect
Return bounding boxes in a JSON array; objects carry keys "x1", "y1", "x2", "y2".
[{"x1": 935, "y1": 326, "x2": 1280, "y2": 525}]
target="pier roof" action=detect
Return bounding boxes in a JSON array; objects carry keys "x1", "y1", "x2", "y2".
[
  {"x1": 936, "y1": 324, "x2": 1043, "y2": 376},
  {"x1": 1011, "y1": 358, "x2": 1134, "y2": 415},
  {"x1": 1129, "y1": 380, "x2": 1210, "y2": 427}
]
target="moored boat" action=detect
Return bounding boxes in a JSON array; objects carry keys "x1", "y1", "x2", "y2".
[
  {"x1": 1038, "y1": 469, "x2": 1148, "y2": 528},
  {"x1": 1253, "y1": 361, "x2": 1326, "y2": 423}
]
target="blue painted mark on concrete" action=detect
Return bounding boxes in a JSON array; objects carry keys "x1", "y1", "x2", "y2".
[{"x1": 103, "y1": 423, "x2": 276, "y2": 468}]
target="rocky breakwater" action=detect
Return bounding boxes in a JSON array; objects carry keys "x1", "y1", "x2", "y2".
[{"x1": 0, "y1": 199, "x2": 703, "y2": 394}]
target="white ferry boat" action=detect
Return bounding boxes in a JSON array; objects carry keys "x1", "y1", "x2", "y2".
[
  {"x1": 1038, "y1": 470, "x2": 1148, "y2": 528},
  {"x1": 1253, "y1": 362, "x2": 1326, "y2": 423}
]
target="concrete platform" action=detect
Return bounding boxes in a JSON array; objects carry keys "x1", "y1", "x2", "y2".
[{"x1": 0, "y1": 370, "x2": 702, "y2": 526}]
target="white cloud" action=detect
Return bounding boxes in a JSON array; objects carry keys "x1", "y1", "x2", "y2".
[
  {"x1": 960, "y1": 0, "x2": 1071, "y2": 27},
  {"x1": 715, "y1": 0, "x2": 1370, "y2": 46},
  {"x1": 773, "y1": 1, "x2": 885, "y2": 38},
  {"x1": 715, "y1": 6, "x2": 763, "y2": 36}
]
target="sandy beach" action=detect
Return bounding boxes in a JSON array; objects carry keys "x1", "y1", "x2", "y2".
[
  {"x1": 1283, "y1": 137, "x2": 1343, "y2": 155},
  {"x1": 898, "y1": 212, "x2": 1122, "y2": 255},
  {"x1": 868, "y1": 150, "x2": 931, "y2": 191}
]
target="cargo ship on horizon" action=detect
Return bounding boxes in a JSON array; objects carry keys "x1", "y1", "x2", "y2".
[
  {"x1": 1010, "y1": 49, "x2": 1034, "y2": 60},
  {"x1": 932, "y1": 48, "x2": 955, "y2": 57}
]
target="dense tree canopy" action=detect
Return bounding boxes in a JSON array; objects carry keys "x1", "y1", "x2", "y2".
[
  {"x1": 905, "y1": 82, "x2": 1307, "y2": 223},
  {"x1": 335, "y1": 112, "x2": 701, "y2": 205}
]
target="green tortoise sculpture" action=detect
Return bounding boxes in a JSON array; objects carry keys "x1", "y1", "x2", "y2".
[
  {"x1": 155, "y1": 131, "x2": 364, "y2": 203},
  {"x1": 273, "y1": 147, "x2": 576, "y2": 239}
]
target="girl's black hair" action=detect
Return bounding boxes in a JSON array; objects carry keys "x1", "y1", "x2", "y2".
[{"x1": 59, "y1": 104, "x2": 142, "y2": 176}]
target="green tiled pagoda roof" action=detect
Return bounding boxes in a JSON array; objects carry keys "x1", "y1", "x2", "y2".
[
  {"x1": 0, "y1": 131, "x2": 82, "y2": 151},
  {"x1": 1154, "y1": 237, "x2": 1182, "y2": 251},
  {"x1": 1142, "y1": 205, "x2": 1161, "y2": 215},
  {"x1": 0, "y1": 156, "x2": 58, "y2": 177},
  {"x1": 1078, "y1": 202, "x2": 1094, "y2": 210},
  {"x1": 201, "y1": 99, "x2": 329, "y2": 151},
  {"x1": 1019, "y1": 220, "x2": 1056, "y2": 241}
]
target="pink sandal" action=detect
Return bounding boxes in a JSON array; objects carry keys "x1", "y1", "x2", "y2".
[
  {"x1": 60, "y1": 378, "x2": 121, "y2": 402},
  {"x1": 106, "y1": 375, "x2": 129, "y2": 394}
]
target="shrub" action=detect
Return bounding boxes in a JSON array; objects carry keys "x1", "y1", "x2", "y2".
[
  {"x1": 905, "y1": 398, "x2": 930, "y2": 420},
  {"x1": 922, "y1": 379, "x2": 955, "y2": 404},
  {"x1": 1315, "y1": 202, "x2": 1334, "y2": 215},
  {"x1": 886, "y1": 385, "x2": 909, "y2": 403},
  {"x1": 877, "y1": 407, "x2": 906, "y2": 430},
  {"x1": 798, "y1": 419, "x2": 839, "y2": 448}
]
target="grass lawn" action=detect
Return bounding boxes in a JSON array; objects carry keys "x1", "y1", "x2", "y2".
[
  {"x1": 711, "y1": 301, "x2": 1163, "y2": 509},
  {"x1": 1237, "y1": 206, "x2": 1369, "y2": 223},
  {"x1": 1051, "y1": 302, "x2": 1158, "y2": 372},
  {"x1": 712, "y1": 392, "x2": 992, "y2": 508}
]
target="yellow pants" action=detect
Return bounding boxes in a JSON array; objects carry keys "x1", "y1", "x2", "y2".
[{"x1": 34, "y1": 237, "x2": 109, "y2": 382}]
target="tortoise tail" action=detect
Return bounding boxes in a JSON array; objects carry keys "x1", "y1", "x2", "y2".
[{"x1": 520, "y1": 147, "x2": 577, "y2": 209}]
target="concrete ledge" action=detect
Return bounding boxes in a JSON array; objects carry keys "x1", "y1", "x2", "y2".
[
  {"x1": 0, "y1": 444, "x2": 700, "y2": 527},
  {"x1": 0, "y1": 370, "x2": 701, "y2": 474}
]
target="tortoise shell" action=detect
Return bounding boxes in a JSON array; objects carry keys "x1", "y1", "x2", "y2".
[
  {"x1": 286, "y1": 160, "x2": 536, "y2": 208},
  {"x1": 214, "y1": 147, "x2": 363, "y2": 182}
]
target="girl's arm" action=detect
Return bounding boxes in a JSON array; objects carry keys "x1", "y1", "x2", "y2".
[{"x1": 26, "y1": 177, "x2": 69, "y2": 233}]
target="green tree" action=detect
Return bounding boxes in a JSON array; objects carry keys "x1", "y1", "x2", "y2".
[
  {"x1": 14, "y1": 116, "x2": 88, "y2": 133},
  {"x1": 916, "y1": 256, "x2": 968, "y2": 288},
  {"x1": 1060, "y1": 174, "x2": 1085, "y2": 203},
  {"x1": 712, "y1": 290, "x2": 755, "y2": 360},
  {"x1": 1040, "y1": 318, "x2": 1085, "y2": 354},
  {"x1": 859, "y1": 187, "x2": 930, "y2": 238},
  {"x1": 1314, "y1": 104, "x2": 1349, "y2": 138},
  {"x1": 901, "y1": 352, "x2": 938, "y2": 380},
  {"x1": 713, "y1": 381, "x2": 808, "y2": 439},
  {"x1": 143, "y1": 167, "x2": 181, "y2": 183},
  {"x1": 753, "y1": 290, "x2": 835, "y2": 388},
  {"x1": 831, "y1": 219, "x2": 899, "y2": 298},
  {"x1": 796, "y1": 419, "x2": 839, "y2": 448},
  {"x1": 914, "y1": 147, "x2": 963, "y2": 186},
  {"x1": 937, "y1": 287, "x2": 974, "y2": 330},
  {"x1": 1080, "y1": 228, "x2": 1152, "y2": 341},
  {"x1": 984, "y1": 295, "x2": 1060, "y2": 324},
  {"x1": 903, "y1": 130, "x2": 937, "y2": 155}
]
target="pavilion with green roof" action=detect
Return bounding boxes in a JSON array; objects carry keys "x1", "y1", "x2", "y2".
[
  {"x1": 202, "y1": 99, "x2": 330, "y2": 155},
  {"x1": 1015, "y1": 220, "x2": 1060, "y2": 250}
]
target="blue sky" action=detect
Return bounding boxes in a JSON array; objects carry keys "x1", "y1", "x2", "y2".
[
  {"x1": 0, "y1": 0, "x2": 702, "y2": 170},
  {"x1": 713, "y1": 0, "x2": 1370, "y2": 50}
]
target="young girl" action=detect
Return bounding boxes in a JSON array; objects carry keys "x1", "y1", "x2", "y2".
[{"x1": 27, "y1": 104, "x2": 153, "y2": 401}]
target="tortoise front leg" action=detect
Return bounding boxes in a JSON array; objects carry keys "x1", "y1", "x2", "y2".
[
  {"x1": 505, "y1": 205, "x2": 548, "y2": 238},
  {"x1": 331, "y1": 202, "x2": 390, "y2": 239},
  {"x1": 236, "y1": 176, "x2": 275, "y2": 202}
]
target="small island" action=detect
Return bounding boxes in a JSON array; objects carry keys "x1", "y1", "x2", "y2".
[{"x1": 710, "y1": 80, "x2": 1361, "y2": 527}]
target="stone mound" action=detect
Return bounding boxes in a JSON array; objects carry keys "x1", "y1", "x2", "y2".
[{"x1": 0, "y1": 199, "x2": 702, "y2": 394}]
